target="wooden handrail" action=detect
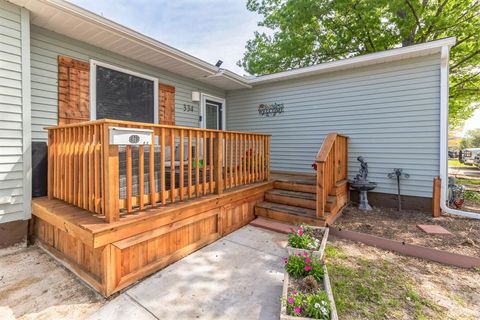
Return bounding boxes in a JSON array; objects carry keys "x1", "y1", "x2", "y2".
[
  {"x1": 47, "y1": 120, "x2": 271, "y2": 223},
  {"x1": 315, "y1": 133, "x2": 349, "y2": 218},
  {"x1": 46, "y1": 119, "x2": 271, "y2": 137}
]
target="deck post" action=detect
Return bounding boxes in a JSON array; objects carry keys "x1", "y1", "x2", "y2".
[
  {"x1": 102, "y1": 124, "x2": 120, "y2": 223},
  {"x1": 47, "y1": 129, "x2": 54, "y2": 199},
  {"x1": 214, "y1": 132, "x2": 224, "y2": 195}
]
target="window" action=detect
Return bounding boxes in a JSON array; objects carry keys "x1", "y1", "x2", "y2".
[{"x1": 90, "y1": 60, "x2": 158, "y2": 123}]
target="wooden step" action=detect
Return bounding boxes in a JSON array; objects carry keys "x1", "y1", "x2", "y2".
[
  {"x1": 266, "y1": 189, "x2": 316, "y2": 209},
  {"x1": 274, "y1": 180, "x2": 316, "y2": 194},
  {"x1": 255, "y1": 201, "x2": 324, "y2": 226}
]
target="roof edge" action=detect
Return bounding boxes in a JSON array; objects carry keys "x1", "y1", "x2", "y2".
[{"x1": 247, "y1": 37, "x2": 456, "y2": 85}]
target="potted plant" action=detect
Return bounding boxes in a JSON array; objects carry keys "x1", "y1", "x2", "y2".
[
  {"x1": 287, "y1": 225, "x2": 329, "y2": 260},
  {"x1": 281, "y1": 253, "x2": 338, "y2": 320}
]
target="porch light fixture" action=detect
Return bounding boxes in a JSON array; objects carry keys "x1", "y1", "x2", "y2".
[{"x1": 191, "y1": 91, "x2": 200, "y2": 102}]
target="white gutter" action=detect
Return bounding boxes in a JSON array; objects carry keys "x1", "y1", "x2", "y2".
[{"x1": 439, "y1": 42, "x2": 480, "y2": 220}]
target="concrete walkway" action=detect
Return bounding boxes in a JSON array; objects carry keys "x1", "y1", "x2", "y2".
[{"x1": 88, "y1": 226, "x2": 288, "y2": 320}]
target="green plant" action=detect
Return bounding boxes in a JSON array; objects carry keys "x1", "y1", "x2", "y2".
[
  {"x1": 288, "y1": 225, "x2": 321, "y2": 250},
  {"x1": 465, "y1": 190, "x2": 480, "y2": 203},
  {"x1": 285, "y1": 290, "x2": 331, "y2": 319},
  {"x1": 284, "y1": 253, "x2": 324, "y2": 282}
]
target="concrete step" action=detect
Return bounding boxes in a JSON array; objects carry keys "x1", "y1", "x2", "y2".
[{"x1": 249, "y1": 217, "x2": 294, "y2": 234}]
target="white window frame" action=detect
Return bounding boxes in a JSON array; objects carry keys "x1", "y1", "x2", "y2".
[
  {"x1": 89, "y1": 59, "x2": 159, "y2": 123},
  {"x1": 200, "y1": 93, "x2": 226, "y2": 130}
]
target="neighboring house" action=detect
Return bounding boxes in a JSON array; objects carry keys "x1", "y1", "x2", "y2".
[{"x1": 0, "y1": 0, "x2": 455, "y2": 263}]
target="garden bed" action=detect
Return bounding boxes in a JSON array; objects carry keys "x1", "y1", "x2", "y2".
[
  {"x1": 281, "y1": 267, "x2": 338, "y2": 320},
  {"x1": 287, "y1": 226, "x2": 329, "y2": 260},
  {"x1": 333, "y1": 205, "x2": 480, "y2": 257},
  {"x1": 281, "y1": 252, "x2": 338, "y2": 320}
]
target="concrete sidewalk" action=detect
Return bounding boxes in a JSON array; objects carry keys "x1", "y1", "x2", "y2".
[{"x1": 88, "y1": 225, "x2": 288, "y2": 320}]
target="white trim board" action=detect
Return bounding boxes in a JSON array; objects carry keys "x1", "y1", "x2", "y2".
[
  {"x1": 21, "y1": 8, "x2": 32, "y2": 220},
  {"x1": 89, "y1": 59, "x2": 159, "y2": 124},
  {"x1": 248, "y1": 38, "x2": 457, "y2": 85}
]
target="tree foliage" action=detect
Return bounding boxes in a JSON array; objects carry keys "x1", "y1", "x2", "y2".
[
  {"x1": 239, "y1": 0, "x2": 480, "y2": 128},
  {"x1": 460, "y1": 129, "x2": 480, "y2": 149}
]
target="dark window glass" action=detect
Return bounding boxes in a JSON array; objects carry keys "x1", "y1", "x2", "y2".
[{"x1": 96, "y1": 65, "x2": 154, "y2": 123}]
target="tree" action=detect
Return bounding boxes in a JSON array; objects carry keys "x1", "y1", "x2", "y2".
[
  {"x1": 239, "y1": 0, "x2": 480, "y2": 128},
  {"x1": 460, "y1": 128, "x2": 480, "y2": 149}
]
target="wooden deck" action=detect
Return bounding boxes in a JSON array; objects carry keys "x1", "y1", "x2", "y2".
[
  {"x1": 32, "y1": 181, "x2": 273, "y2": 296},
  {"x1": 32, "y1": 120, "x2": 349, "y2": 297}
]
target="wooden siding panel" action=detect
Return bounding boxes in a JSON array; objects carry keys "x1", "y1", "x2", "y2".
[{"x1": 226, "y1": 54, "x2": 442, "y2": 198}]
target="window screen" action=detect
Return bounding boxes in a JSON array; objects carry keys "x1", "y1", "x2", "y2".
[{"x1": 96, "y1": 65, "x2": 155, "y2": 123}]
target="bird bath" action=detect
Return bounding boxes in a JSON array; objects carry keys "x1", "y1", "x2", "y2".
[{"x1": 349, "y1": 156, "x2": 377, "y2": 211}]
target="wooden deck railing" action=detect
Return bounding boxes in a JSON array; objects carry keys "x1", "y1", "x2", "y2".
[
  {"x1": 315, "y1": 133, "x2": 348, "y2": 217},
  {"x1": 47, "y1": 119, "x2": 270, "y2": 223}
]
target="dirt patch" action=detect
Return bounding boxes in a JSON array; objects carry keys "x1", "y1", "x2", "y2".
[
  {"x1": 326, "y1": 239, "x2": 480, "y2": 320},
  {"x1": 333, "y1": 206, "x2": 480, "y2": 257},
  {"x1": 0, "y1": 245, "x2": 104, "y2": 320}
]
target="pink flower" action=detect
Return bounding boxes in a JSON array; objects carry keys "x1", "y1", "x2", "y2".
[
  {"x1": 297, "y1": 253, "x2": 302, "y2": 257},
  {"x1": 292, "y1": 290, "x2": 297, "y2": 295},
  {"x1": 305, "y1": 258, "x2": 311, "y2": 264},
  {"x1": 303, "y1": 252, "x2": 308, "y2": 257},
  {"x1": 283, "y1": 257, "x2": 288, "y2": 264},
  {"x1": 297, "y1": 230, "x2": 303, "y2": 235},
  {"x1": 294, "y1": 307, "x2": 301, "y2": 314},
  {"x1": 288, "y1": 297, "x2": 294, "y2": 304},
  {"x1": 304, "y1": 265, "x2": 312, "y2": 271}
]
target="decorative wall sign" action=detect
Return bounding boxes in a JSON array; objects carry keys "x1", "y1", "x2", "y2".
[{"x1": 258, "y1": 103, "x2": 285, "y2": 117}]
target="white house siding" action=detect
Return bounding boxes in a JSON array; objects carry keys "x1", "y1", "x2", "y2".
[
  {"x1": 30, "y1": 26, "x2": 225, "y2": 142},
  {"x1": 0, "y1": 0, "x2": 30, "y2": 223},
  {"x1": 226, "y1": 54, "x2": 441, "y2": 198}
]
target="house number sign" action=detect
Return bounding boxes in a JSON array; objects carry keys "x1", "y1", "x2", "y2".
[{"x1": 258, "y1": 103, "x2": 285, "y2": 117}]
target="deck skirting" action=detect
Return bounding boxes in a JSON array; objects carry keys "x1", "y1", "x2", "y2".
[{"x1": 32, "y1": 181, "x2": 274, "y2": 296}]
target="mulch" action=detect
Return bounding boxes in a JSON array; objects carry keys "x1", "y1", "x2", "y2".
[{"x1": 333, "y1": 205, "x2": 480, "y2": 257}]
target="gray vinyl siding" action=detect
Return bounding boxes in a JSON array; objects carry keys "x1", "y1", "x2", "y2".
[
  {"x1": 30, "y1": 26, "x2": 225, "y2": 142},
  {"x1": 227, "y1": 54, "x2": 441, "y2": 198},
  {"x1": 0, "y1": 0, "x2": 24, "y2": 222}
]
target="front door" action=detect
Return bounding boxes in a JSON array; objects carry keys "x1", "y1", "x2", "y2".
[
  {"x1": 204, "y1": 99, "x2": 223, "y2": 130},
  {"x1": 201, "y1": 96, "x2": 225, "y2": 165}
]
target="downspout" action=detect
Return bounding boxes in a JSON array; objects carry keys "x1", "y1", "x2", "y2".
[{"x1": 439, "y1": 44, "x2": 480, "y2": 220}]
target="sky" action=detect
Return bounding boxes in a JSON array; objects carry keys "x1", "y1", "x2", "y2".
[{"x1": 69, "y1": 0, "x2": 263, "y2": 75}]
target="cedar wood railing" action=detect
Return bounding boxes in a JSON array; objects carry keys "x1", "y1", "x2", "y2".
[
  {"x1": 315, "y1": 133, "x2": 348, "y2": 217},
  {"x1": 47, "y1": 119, "x2": 270, "y2": 223}
]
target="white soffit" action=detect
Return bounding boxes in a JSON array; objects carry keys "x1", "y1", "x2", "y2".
[{"x1": 9, "y1": 0, "x2": 251, "y2": 90}]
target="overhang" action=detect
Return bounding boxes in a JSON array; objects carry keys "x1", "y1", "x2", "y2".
[{"x1": 9, "y1": 0, "x2": 251, "y2": 90}]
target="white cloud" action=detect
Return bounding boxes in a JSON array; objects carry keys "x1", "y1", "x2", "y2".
[{"x1": 69, "y1": 0, "x2": 262, "y2": 75}]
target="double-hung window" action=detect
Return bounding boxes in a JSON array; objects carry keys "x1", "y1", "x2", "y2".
[{"x1": 90, "y1": 60, "x2": 158, "y2": 123}]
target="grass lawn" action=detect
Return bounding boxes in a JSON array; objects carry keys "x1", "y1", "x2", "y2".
[
  {"x1": 324, "y1": 242, "x2": 479, "y2": 320},
  {"x1": 455, "y1": 178, "x2": 480, "y2": 186},
  {"x1": 448, "y1": 159, "x2": 472, "y2": 167}
]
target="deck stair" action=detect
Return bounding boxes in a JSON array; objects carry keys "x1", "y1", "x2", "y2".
[{"x1": 255, "y1": 175, "x2": 346, "y2": 226}]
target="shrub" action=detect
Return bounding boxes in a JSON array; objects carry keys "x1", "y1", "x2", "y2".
[
  {"x1": 285, "y1": 290, "x2": 331, "y2": 319},
  {"x1": 288, "y1": 225, "x2": 321, "y2": 250},
  {"x1": 284, "y1": 253, "x2": 324, "y2": 282}
]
